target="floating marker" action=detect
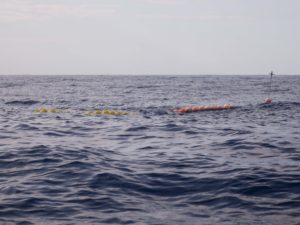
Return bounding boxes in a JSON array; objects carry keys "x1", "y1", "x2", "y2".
[
  {"x1": 264, "y1": 71, "x2": 274, "y2": 104},
  {"x1": 264, "y1": 98, "x2": 272, "y2": 104}
]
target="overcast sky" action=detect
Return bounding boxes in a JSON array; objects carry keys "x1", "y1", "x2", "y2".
[{"x1": 0, "y1": 0, "x2": 299, "y2": 75}]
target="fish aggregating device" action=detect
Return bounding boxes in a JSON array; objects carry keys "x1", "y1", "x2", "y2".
[
  {"x1": 33, "y1": 94, "x2": 273, "y2": 116},
  {"x1": 31, "y1": 73, "x2": 274, "y2": 115}
]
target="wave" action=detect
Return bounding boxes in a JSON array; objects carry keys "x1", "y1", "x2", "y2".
[
  {"x1": 5, "y1": 100, "x2": 40, "y2": 105},
  {"x1": 1, "y1": 75, "x2": 299, "y2": 225}
]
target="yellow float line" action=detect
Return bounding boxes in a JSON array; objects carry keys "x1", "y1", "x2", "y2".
[
  {"x1": 82, "y1": 110, "x2": 129, "y2": 115},
  {"x1": 33, "y1": 109, "x2": 63, "y2": 113}
]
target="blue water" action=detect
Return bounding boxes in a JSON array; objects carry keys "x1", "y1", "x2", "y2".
[{"x1": 0, "y1": 75, "x2": 300, "y2": 225}]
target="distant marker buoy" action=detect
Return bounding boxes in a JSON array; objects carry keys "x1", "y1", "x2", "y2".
[{"x1": 264, "y1": 71, "x2": 274, "y2": 104}]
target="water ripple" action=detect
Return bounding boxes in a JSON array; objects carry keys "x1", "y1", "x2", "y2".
[{"x1": 0, "y1": 75, "x2": 299, "y2": 225}]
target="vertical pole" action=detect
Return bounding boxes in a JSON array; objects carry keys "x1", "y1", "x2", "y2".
[
  {"x1": 269, "y1": 71, "x2": 273, "y2": 98},
  {"x1": 265, "y1": 71, "x2": 273, "y2": 104}
]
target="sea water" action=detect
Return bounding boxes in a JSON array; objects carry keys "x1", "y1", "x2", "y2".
[{"x1": 0, "y1": 75, "x2": 299, "y2": 225}]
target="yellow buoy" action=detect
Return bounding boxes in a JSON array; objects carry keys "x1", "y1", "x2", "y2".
[
  {"x1": 33, "y1": 108, "x2": 63, "y2": 113},
  {"x1": 83, "y1": 110, "x2": 129, "y2": 115}
]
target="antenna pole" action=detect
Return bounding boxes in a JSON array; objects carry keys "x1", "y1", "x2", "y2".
[
  {"x1": 264, "y1": 71, "x2": 273, "y2": 104},
  {"x1": 269, "y1": 71, "x2": 273, "y2": 98}
]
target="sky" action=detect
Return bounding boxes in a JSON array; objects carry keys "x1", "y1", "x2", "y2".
[{"x1": 0, "y1": 0, "x2": 299, "y2": 75}]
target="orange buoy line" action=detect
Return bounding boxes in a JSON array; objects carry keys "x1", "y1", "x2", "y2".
[{"x1": 175, "y1": 104, "x2": 233, "y2": 113}]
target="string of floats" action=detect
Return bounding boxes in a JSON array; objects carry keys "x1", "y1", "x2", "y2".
[
  {"x1": 33, "y1": 73, "x2": 274, "y2": 115},
  {"x1": 33, "y1": 109, "x2": 129, "y2": 115},
  {"x1": 33, "y1": 99, "x2": 272, "y2": 115},
  {"x1": 33, "y1": 103, "x2": 240, "y2": 115}
]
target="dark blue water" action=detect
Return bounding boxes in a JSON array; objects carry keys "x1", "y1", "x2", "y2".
[{"x1": 0, "y1": 75, "x2": 300, "y2": 225}]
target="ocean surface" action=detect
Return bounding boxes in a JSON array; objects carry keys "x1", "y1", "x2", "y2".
[{"x1": 0, "y1": 75, "x2": 300, "y2": 225}]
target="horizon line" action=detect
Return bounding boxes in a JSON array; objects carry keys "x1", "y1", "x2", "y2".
[{"x1": 0, "y1": 74, "x2": 299, "y2": 76}]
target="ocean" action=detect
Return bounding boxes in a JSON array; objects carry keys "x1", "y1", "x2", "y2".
[{"x1": 0, "y1": 75, "x2": 299, "y2": 225}]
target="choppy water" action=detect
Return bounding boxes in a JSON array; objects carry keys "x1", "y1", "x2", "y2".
[{"x1": 0, "y1": 75, "x2": 300, "y2": 225}]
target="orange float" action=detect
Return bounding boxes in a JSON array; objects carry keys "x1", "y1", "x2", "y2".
[
  {"x1": 175, "y1": 104, "x2": 233, "y2": 113},
  {"x1": 264, "y1": 98, "x2": 272, "y2": 104}
]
